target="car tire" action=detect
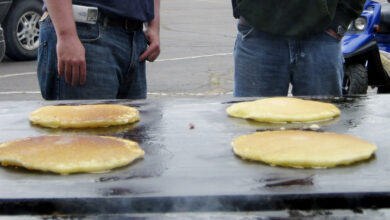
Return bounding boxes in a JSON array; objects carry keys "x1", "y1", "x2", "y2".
[
  {"x1": 2, "y1": 0, "x2": 42, "y2": 61},
  {"x1": 342, "y1": 63, "x2": 368, "y2": 95}
]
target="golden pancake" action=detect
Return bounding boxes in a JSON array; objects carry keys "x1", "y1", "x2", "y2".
[
  {"x1": 232, "y1": 130, "x2": 377, "y2": 168},
  {"x1": 226, "y1": 97, "x2": 340, "y2": 123},
  {"x1": 0, "y1": 135, "x2": 144, "y2": 174},
  {"x1": 29, "y1": 104, "x2": 139, "y2": 128}
]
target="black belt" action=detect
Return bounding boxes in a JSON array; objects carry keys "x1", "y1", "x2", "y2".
[{"x1": 98, "y1": 14, "x2": 143, "y2": 31}]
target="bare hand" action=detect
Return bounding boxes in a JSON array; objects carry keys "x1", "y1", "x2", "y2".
[
  {"x1": 57, "y1": 36, "x2": 87, "y2": 86},
  {"x1": 139, "y1": 26, "x2": 160, "y2": 62}
]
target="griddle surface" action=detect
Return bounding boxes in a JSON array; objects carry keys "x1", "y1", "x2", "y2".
[{"x1": 0, "y1": 96, "x2": 389, "y2": 214}]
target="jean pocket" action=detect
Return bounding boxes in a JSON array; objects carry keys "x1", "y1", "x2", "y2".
[
  {"x1": 39, "y1": 16, "x2": 53, "y2": 31},
  {"x1": 237, "y1": 20, "x2": 254, "y2": 39},
  {"x1": 76, "y1": 22, "x2": 102, "y2": 42}
]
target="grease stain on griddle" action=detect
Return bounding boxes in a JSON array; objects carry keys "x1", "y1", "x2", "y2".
[
  {"x1": 100, "y1": 187, "x2": 157, "y2": 196},
  {"x1": 345, "y1": 119, "x2": 359, "y2": 128},
  {"x1": 308, "y1": 96, "x2": 362, "y2": 105},
  {"x1": 222, "y1": 99, "x2": 256, "y2": 104},
  {"x1": 288, "y1": 210, "x2": 333, "y2": 218},
  {"x1": 42, "y1": 215, "x2": 88, "y2": 220},
  {"x1": 115, "y1": 125, "x2": 149, "y2": 144},
  {"x1": 97, "y1": 176, "x2": 121, "y2": 182},
  {"x1": 258, "y1": 175, "x2": 314, "y2": 188},
  {"x1": 96, "y1": 169, "x2": 163, "y2": 183},
  {"x1": 95, "y1": 143, "x2": 171, "y2": 183}
]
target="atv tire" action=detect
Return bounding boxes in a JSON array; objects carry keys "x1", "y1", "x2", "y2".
[{"x1": 343, "y1": 64, "x2": 368, "y2": 95}]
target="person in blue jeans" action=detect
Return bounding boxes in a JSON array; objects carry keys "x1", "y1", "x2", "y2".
[
  {"x1": 231, "y1": 0, "x2": 365, "y2": 97},
  {"x1": 38, "y1": 0, "x2": 160, "y2": 100}
]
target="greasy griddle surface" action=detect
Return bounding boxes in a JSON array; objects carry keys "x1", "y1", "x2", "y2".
[{"x1": 0, "y1": 96, "x2": 388, "y2": 212}]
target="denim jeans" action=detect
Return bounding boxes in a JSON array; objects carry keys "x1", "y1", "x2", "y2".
[
  {"x1": 234, "y1": 19, "x2": 344, "y2": 97},
  {"x1": 37, "y1": 16, "x2": 148, "y2": 100}
]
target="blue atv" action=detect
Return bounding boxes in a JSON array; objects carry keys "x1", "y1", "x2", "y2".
[{"x1": 342, "y1": 0, "x2": 390, "y2": 94}]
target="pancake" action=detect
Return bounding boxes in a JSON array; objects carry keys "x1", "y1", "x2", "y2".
[
  {"x1": 0, "y1": 135, "x2": 144, "y2": 174},
  {"x1": 226, "y1": 97, "x2": 340, "y2": 123},
  {"x1": 29, "y1": 104, "x2": 140, "y2": 128},
  {"x1": 232, "y1": 130, "x2": 377, "y2": 168}
]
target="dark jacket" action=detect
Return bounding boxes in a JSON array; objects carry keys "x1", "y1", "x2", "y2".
[{"x1": 232, "y1": 0, "x2": 366, "y2": 37}]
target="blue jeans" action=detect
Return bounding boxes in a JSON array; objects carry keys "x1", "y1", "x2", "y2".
[
  {"x1": 37, "y1": 16, "x2": 148, "y2": 100},
  {"x1": 234, "y1": 19, "x2": 344, "y2": 97}
]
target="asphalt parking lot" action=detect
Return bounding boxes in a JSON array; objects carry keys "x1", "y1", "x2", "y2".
[
  {"x1": 0, "y1": 0, "x2": 236, "y2": 100},
  {"x1": 1, "y1": 0, "x2": 385, "y2": 100}
]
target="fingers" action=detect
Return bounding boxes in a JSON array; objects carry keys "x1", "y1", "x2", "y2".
[
  {"x1": 146, "y1": 45, "x2": 160, "y2": 62},
  {"x1": 64, "y1": 61, "x2": 72, "y2": 84},
  {"x1": 56, "y1": 38, "x2": 86, "y2": 86},
  {"x1": 58, "y1": 58, "x2": 86, "y2": 86},
  {"x1": 148, "y1": 50, "x2": 160, "y2": 62},
  {"x1": 80, "y1": 62, "x2": 87, "y2": 85},
  {"x1": 139, "y1": 47, "x2": 151, "y2": 62},
  {"x1": 71, "y1": 62, "x2": 80, "y2": 86},
  {"x1": 58, "y1": 59, "x2": 65, "y2": 77},
  {"x1": 139, "y1": 43, "x2": 160, "y2": 62},
  {"x1": 139, "y1": 29, "x2": 160, "y2": 62}
]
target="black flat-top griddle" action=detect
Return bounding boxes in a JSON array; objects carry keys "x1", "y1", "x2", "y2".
[{"x1": 0, "y1": 96, "x2": 389, "y2": 215}]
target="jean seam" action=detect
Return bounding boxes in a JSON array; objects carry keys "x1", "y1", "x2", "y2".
[
  {"x1": 37, "y1": 41, "x2": 48, "y2": 99},
  {"x1": 125, "y1": 32, "x2": 136, "y2": 83}
]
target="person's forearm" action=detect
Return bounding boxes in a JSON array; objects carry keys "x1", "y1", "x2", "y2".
[
  {"x1": 45, "y1": 0, "x2": 87, "y2": 86},
  {"x1": 148, "y1": 0, "x2": 160, "y2": 32},
  {"x1": 139, "y1": 0, "x2": 160, "y2": 62},
  {"x1": 45, "y1": 0, "x2": 78, "y2": 39}
]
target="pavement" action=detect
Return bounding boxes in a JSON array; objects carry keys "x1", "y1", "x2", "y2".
[
  {"x1": 0, "y1": 0, "x2": 384, "y2": 101},
  {"x1": 0, "y1": 0, "x2": 236, "y2": 100}
]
